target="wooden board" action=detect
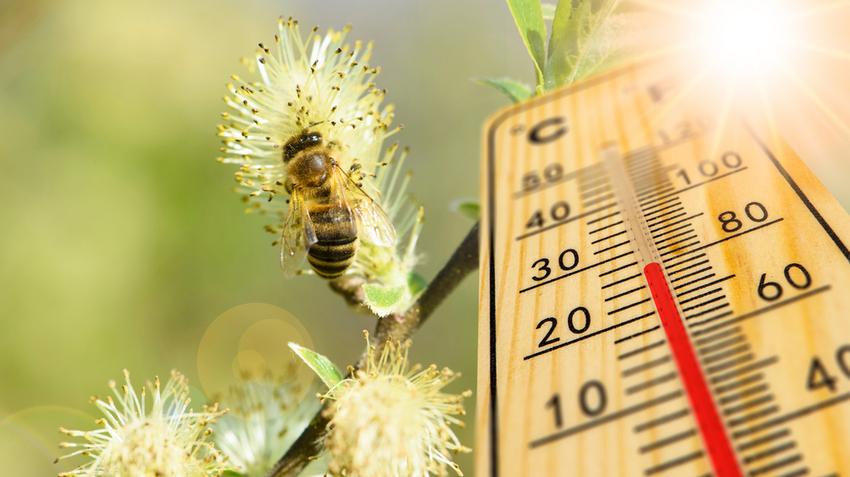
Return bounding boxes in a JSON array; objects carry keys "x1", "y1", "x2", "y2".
[{"x1": 476, "y1": 62, "x2": 850, "y2": 477}]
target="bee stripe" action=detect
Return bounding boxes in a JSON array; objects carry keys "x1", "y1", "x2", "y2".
[
  {"x1": 308, "y1": 254, "x2": 355, "y2": 278},
  {"x1": 308, "y1": 248, "x2": 356, "y2": 267},
  {"x1": 309, "y1": 241, "x2": 357, "y2": 261},
  {"x1": 314, "y1": 269, "x2": 347, "y2": 279},
  {"x1": 305, "y1": 201, "x2": 357, "y2": 278},
  {"x1": 309, "y1": 205, "x2": 349, "y2": 224},
  {"x1": 307, "y1": 257, "x2": 353, "y2": 272},
  {"x1": 314, "y1": 225, "x2": 357, "y2": 242},
  {"x1": 309, "y1": 207, "x2": 357, "y2": 243}
]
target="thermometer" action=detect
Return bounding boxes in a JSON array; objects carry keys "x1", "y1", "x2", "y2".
[{"x1": 477, "y1": 62, "x2": 850, "y2": 477}]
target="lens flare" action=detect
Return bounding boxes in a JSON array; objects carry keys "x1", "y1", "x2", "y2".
[
  {"x1": 630, "y1": 0, "x2": 850, "y2": 172},
  {"x1": 196, "y1": 303, "x2": 315, "y2": 398},
  {"x1": 693, "y1": 0, "x2": 797, "y2": 84}
]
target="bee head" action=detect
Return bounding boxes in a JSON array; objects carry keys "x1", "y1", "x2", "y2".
[{"x1": 283, "y1": 131, "x2": 323, "y2": 162}]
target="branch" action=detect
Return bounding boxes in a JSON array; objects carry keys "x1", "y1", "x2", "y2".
[
  {"x1": 370, "y1": 221, "x2": 480, "y2": 354},
  {"x1": 268, "y1": 222, "x2": 480, "y2": 477}
]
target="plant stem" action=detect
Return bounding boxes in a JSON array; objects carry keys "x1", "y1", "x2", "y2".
[
  {"x1": 369, "y1": 221, "x2": 480, "y2": 353},
  {"x1": 267, "y1": 222, "x2": 480, "y2": 477}
]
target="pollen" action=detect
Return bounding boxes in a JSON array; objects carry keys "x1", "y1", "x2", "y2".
[
  {"x1": 211, "y1": 369, "x2": 320, "y2": 477},
  {"x1": 323, "y1": 334, "x2": 471, "y2": 476},
  {"x1": 56, "y1": 370, "x2": 228, "y2": 477}
]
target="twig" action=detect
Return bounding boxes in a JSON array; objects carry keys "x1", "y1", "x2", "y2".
[
  {"x1": 368, "y1": 221, "x2": 480, "y2": 354},
  {"x1": 327, "y1": 275, "x2": 368, "y2": 311},
  {"x1": 268, "y1": 222, "x2": 480, "y2": 477}
]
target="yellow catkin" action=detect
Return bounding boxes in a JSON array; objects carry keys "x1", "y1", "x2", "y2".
[
  {"x1": 323, "y1": 333, "x2": 471, "y2": 477},
  {"x1": 218, "y1": 18, "x2": 424, "y2": 315},
  {"x1": 57, "y1": 370, "x2": 228, "y2": 477}
]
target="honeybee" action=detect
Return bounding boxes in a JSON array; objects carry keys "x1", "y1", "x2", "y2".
[{"x1": 279, "y1": 130, "x2": 396, "y2": 278}]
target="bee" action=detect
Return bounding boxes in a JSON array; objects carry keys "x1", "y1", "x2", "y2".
[{"x1": 279, "y1": 130, "x2": 396, "y2": 278}]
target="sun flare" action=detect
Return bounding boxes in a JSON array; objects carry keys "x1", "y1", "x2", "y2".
[
  {"x1": 632, "y1": 0, "x2": 850, "y2": 153},
  {"x1": 693, "y1": 0, "x2": 799, "y2": 84}
]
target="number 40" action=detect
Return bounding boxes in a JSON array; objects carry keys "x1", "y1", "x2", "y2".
[{"x1": 808, "y1": 345, "x2": 850, "y2": 393}]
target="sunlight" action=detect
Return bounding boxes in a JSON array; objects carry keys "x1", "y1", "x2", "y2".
[{"x1": 693, "y1": 0, "x2": 798, "y2": 84}]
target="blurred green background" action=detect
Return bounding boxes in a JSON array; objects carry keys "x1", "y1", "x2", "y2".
[
  {"x1": 5, "y1": 0, "x2": 850, "y2": 475},
  {"x1": 0, "y1": 0, "x2": 528, "y2": 473}
]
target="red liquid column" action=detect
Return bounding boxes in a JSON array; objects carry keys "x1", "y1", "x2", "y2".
[{"x1": 644, "y1": 262, "x2": 743, "y2": 477}]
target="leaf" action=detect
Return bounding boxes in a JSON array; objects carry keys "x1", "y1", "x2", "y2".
[
  {"x1": 362, "y1": 283, "x2": 407, "y2": 317},
  {"x1": 450, "y1": 198, "x2": 481, "y2": 220},
  {"x1": 505, "y1": 0, "x2": 548, "y2": 91},
  {"x1": 544, "y1": 0, "x2": 620, "y2": 89},
  {"x1": 222, "y1": 471, "x2": 246, "y2": 477},
  {"x1": 407, "y1": 272, "x2": 427, "y2": 297},
  {"x1": 582, "y1": 12, "x2": 644, "y2": 73},
  {"x1": 475, "y1": 77, "x2": 534, "y2": 103},
  {"x1": 288, "y1": 342, "x2": 343, "y2": 390}
]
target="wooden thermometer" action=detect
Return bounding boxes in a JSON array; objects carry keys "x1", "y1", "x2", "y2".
[{"x1": 476, "y1": 62, "x2": 850, "y2": 477}]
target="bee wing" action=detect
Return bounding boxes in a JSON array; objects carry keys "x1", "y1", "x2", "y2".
[
  {"x1": 330, "y1": 165, "x2": 397, "y2": 247},
  {"x1": 279, "y1": 190, "x2": 318, "y2": 277}
]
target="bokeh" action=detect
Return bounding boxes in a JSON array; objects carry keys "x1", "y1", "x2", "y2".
[{"x1": 4, "y1": 0, "x2": 850, "y2": 475}]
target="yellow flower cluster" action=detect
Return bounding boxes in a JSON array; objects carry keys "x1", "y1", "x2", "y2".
[
  {"x1": 323, "y1": 335, "x2": 470, "y2": 476},
  {"x1": 212, "y1": 370, "x2": 319, "y2": 476},
  {"x1": 57, "y1": 370, "x2": 227, "y2": 477},
  {"x1": 217, "y1": 18, "x2": 423, "y2": 315}
]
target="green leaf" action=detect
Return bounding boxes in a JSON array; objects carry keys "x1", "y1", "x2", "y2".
[
  {"x1": 505, "y1": 0, "x2": 548, "y2": 91},
  {"x1": 362, "y1": 283, "x2": 407, "y2": 317},
  {"x1": 222, "y1": 471, "x2": 246, "y2": 477},
  {"x1": 407, "y1": 272, "x2": 427, "y2": 297},
  {"x1": 288, "y1": 342, "x2": 343, "y2": 390},
  {"x1": 544, "y1": 0, "x2": 620, "y2": 89},
  {"x1": 450, "y1": 198, "x2": 481, "y2": 220},
  {"x1": 474, "y1": 77, "x2": 533, "y2": 103}
]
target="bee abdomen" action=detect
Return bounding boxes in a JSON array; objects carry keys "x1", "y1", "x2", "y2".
[
  {"x1": 308, "y1": 237, "x2": 358, "y2": 278},
  {"x1": 307, "y1": 206, "x2": 358, "y2": 279}
]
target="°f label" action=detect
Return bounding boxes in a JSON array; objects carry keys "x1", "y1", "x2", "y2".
[{"x1": 476, "y1": 62, "x2": 850, "y2": 477}]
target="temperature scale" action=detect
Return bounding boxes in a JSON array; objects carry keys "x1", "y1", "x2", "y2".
[{"x1": 476, "y1": 62, "x2": 850, "y2": 477}]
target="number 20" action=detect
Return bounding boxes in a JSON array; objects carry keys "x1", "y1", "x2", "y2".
[{"x1": 536, "y1": 307, "x2": 591, "y2": 348}]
